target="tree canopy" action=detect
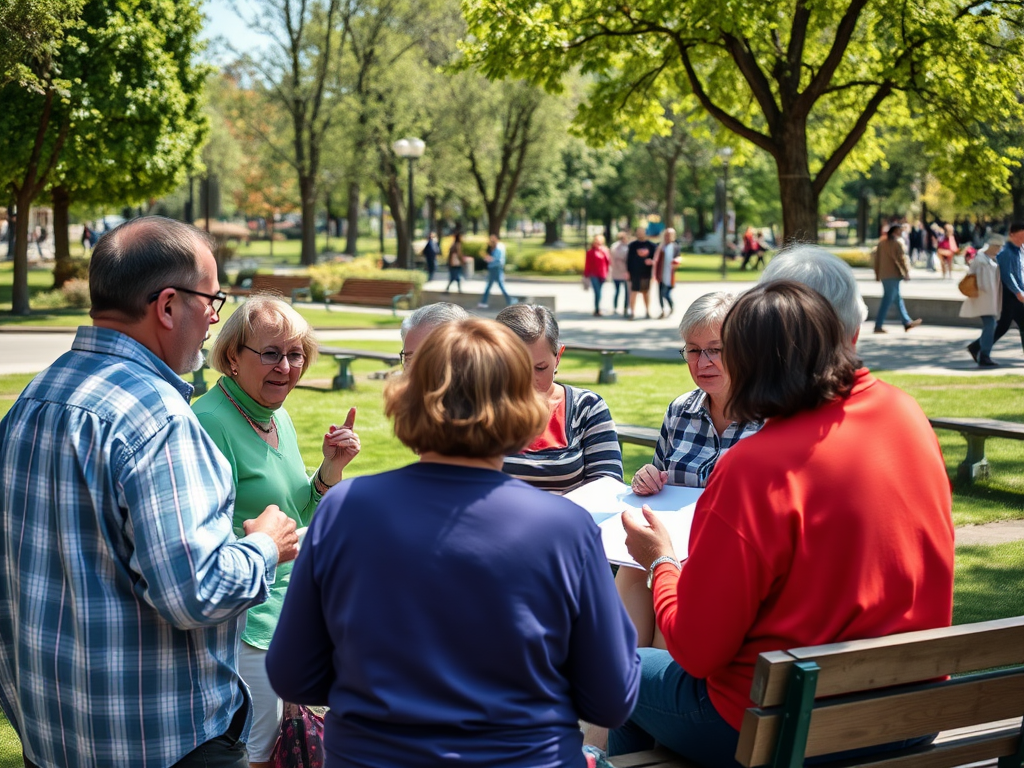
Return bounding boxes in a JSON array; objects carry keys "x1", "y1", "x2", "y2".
[{"x1": 462, "y1": 0, "x2": 1024, "y2": 242}]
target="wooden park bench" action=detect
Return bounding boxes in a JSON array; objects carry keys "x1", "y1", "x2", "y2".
[
  {"x1": 928, "y1": 417, "x2": 1024, "y2": 484},
  {"x1": 617, "y1": 614, "x2": 1024, "y2": 768},
  {"x1": 324, "y1": 278, "x2": 416, "y2": 316},
  {"x1": 318, "y1": 345, "x2": 401, "y2": 390},
  {"x1": 562, "y1": 343, "x2": 630, "y2": 384},
  {"x1": 615, "y1": 423, "x2": 659, "y2": 451},
  {"x1": 226, "y1": 274, "x2": 312, "y2": 304}
]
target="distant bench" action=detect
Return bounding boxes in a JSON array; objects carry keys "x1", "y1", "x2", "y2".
[
  {"x1": 615, "y1": 423, "x2": 659, "y2": 451},
  {"x1": 928, "y1": 417, "x2": 1024, "y2": 483},
  {"x1": 617, "y1": 614, "x2": 1024, "y2": 768},
  {"x1": 325, "y1": 278, "x2": 416, "y2": 316},
  {"x1": 318, "y1": 345, "x2": 401, "y2": 390},
  {"x1": 562, "y1": 343, "x2": 630, "y2": 384},
  {"x1": 227, "y1": 275, "x2": 312, "y2": 304}
]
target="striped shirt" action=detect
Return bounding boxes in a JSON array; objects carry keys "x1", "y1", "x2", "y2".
[
  {"x1": 0, "y1": 326, "x2": 278, "y2": 768},
  {"x1": 503, "y1": 385, "x2": 622, "y2": 494},
  {"x1": 654, "y1": 388, "x2": 762, "y2": 487}
]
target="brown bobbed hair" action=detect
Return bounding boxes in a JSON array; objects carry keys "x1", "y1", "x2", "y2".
[
  {"x1": 723, "y1": 281, "x2": 859, "y2": 423},
  {"x1": 384, "y1": 319, "x2": 549, "y2": 458}
]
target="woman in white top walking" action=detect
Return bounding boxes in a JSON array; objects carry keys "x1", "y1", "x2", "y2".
[{"x1": 963, "y1": 235, "x2": 1004, "y2": 368}]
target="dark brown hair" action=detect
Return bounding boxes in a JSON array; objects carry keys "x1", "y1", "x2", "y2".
[
  {"x1": 724, "y1": 281, "x2": 859, "y2": 422},
  {"x1": 383, "y1": 319, "x2": 548, "y2": 458}
]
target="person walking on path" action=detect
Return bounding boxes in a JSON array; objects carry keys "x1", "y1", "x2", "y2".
[
  {"x1": 627, "y1": 226, "x2": 657, "y2": 320},
  {"x1": 991, "y1": 223, "x2": 1024, "y2": 356},
  {"x1": 937, "y1": 223, "x2": 958, "y2": 280},
  {"x1": 872, "y1": 224, "x2": 922, "y2": 334},
  {"x1": 445, "y1": 232, "x2": 465, "y2": 294},
  {"x1": 478, "y1": 233, "x2": 514, "y2": 309},
  {"x1": 421, "y1": 231, "x2": 440, "y2": 281},
  {"x1": 653, "y1": 228, "x2": 681, "y2": 319},
  {"x1": 584, "y1": 234, "x2": 611, "y2": 316},
  {"x1": 609, "y1": 230, "x2": 631, "y2": 317},
  {"x1": 0, "y1": 216, "x2": 299, "y2": 768},
  {"x1": 963, "y1": 235, "x2": 1003, "y2": 368}
]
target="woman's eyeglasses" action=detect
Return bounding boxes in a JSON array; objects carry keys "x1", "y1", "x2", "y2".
[
  {"x1": 243, "y1": 346, "x2": 305, "y2": 367},
  {"x1": 680, "y1": 347, "x2": 722, "y2": 363}
]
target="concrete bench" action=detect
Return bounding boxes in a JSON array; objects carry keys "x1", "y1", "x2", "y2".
[
  {"x1": 226, "y1": 274, "x2": 312, "y2": 304},
  {"x1": 617, "y1": 615, "x2": 1024, "y2": 768},
  {"x1": 615, "y1": 424, "x2": 659, "y2": 451},
  {"x1": 318, "y1": 345, "x2": 401, "y2": 390},
  {"x1": 325, "y1": 278, "x2": 415, "y2": 316},
  {"x1": 928, "y1": 417, "x2": 1024, "y2": 483},
  {"x1": 563, "y1": 344, "x2": 630, "y2": 384}
]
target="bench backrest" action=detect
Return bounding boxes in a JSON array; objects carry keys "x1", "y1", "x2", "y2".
[
  {"x1": 250, "y1": 275, "x2": 311, "y2": 293},
  {"x1": 738, "y1": 616, "x2": 1024, "y2": 767},
  {"x1": 336, "y1": 277, "x2": 415, "y2": 297}
]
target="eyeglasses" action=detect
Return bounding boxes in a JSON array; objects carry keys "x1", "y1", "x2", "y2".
[
  {"x1": 680, "y1": 346, "x2": 722, "y2": 363},
  {"x1": 399, "y1": 349, "x2": 411, "y2": 367},
  {"x1": 243, "y1": 345, "x2": 305, "y2": 367},
  {"x1": 147, "y1": 286, "x2": 227, "y2": 314}
]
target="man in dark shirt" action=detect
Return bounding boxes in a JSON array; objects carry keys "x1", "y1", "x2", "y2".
[{"x1": 627, "y1": 226, "x2": 657, "y2": 320}]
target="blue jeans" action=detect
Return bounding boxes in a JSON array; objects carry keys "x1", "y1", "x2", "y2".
[
  {"x1": 482, "y1": 265, "x2": 511, "y2": 303},
  {"x1": 978, "y1": 315, "x2": 996, "y2": 356},
  {"x1": 659, "y1": 283, "x2": 674, "y2": 314},
  {"x1": 590, "y1": 276, "x2": 604, "y2": 313},
  {"x1": 613, "y1": 280, "x2": 630, "y2": 313},
  {"x1": 609, "y1": 649, "x2": 741, "y2": 768},
  {"x1": 446, "y1": 266, "x2": 463, "y2": 292},
  {"x1": 875, "y1": 278, "x2": 912, "y2": 329}
]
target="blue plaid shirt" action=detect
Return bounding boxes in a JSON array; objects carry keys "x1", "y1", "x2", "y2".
[
  {"x1": 0, "y1": 327, "x2": 279, "y2": 768},
  {"x1": 653, "y1": 388, "x2": 762, "y2": 487}
]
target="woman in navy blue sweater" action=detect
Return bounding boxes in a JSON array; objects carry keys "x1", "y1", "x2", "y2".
[{"x1": 266, "y1": 318, "x2": 640, "y2": 768}]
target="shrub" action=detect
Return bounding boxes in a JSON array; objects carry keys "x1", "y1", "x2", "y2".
[
  {"x1": 531, "y1": 249, "x2": 586, "y2": 275},
  {"x1": 836, "y1": 249, "x2": 872, "y2": 269},
  {"x1": 307, "y1": 257, "x2": 425, "y2": 301},
  {"x1": 62, "y1": 278, "x2": 91, "y2": 308},
  {"x1": 52, "y1": 258, "x2": 89, "y2": 288}
]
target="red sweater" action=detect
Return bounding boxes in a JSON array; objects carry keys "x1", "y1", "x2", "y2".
[
  {"x1": 584, "y1": 246, "x2": 610, "y2": 280},
  {"x1": 652, "y1": 369, "x2": 954, "y2": 730}
]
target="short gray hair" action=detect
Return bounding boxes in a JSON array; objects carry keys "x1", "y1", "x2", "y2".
[
  {"x1": 400, "y1": 302, "x2": 470, "y2": 341},
  {"x1": 759, "y1": 245, "x2": 867, "y2": 341},
  {"x1": 678, "y1": 292, "x2": 735, "y2": 341},
  {"x1": 495, "y1": 304, "x2": 559, "y2": 355}
]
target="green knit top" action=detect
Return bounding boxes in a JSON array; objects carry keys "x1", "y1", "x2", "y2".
[{"x1": 193, "y1": 375, "x2": 322, "y2": 649}]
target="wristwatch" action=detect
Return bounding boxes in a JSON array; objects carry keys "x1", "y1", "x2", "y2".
[{"x1": 646, "y1": 555, "x2": 681, "y2": 589}]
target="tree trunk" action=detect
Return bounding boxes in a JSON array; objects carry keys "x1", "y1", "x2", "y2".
[
  {"x1": 664, "y1": 156, "x2": 678, "y2": 231},
  {"x1": 300, "y1": 175, "x2": 317, "y2": 266},
  {"x1": 52, "y1": 186, "x2": 72, "y2": 288},
  {"x1": 603, "y1": 214, "x2": 613, "y2": 244},
  {"x1": 543, "y1": 220, "x2": 559, "y2": 245},
  {"x1": 486, "y1": 201, "x2": 501, "y2": 237},
  {"x1": 11, "y1": 193, "x2": 32, "y2": 315},
  {"x1": 777, "y1": 128, "x2": 818, "y2": 243},
  {"x1": 383, "y1": 179, "x2": 407, "y2": 270},
  {"x1": 696, "y1": 204, "x2": 707, "y2": 239},
  {"x1": 346, "y1": 181, "x2": 359, "y2": 256},
  {"x1": 426, "y1": 195, "x2": 438, "y2": 239}
]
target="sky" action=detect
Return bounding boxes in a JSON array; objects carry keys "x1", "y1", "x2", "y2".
[{"x1": 201, "y1": 0, "x2": 269, "y2": 62}]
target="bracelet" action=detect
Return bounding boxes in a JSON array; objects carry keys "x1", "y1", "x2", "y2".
[
  {"x1": 314, "y1": 469, "x2": 336, "y2": 495},
  {"x1": 646, "y1": 555, "x2": 681, "y2": 590}
]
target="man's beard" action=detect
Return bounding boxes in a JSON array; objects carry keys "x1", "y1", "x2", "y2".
[{"x1": 185, "y1": 348, "x2": 206, "y2": 374}]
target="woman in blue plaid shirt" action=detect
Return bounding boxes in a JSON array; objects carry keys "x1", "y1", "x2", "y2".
[{"x1": 618, "y1": 292, "x2": 762, "y2": 648}]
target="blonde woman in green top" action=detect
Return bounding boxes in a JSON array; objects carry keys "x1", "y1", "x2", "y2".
[{"x1": 193, "y1": 295, "x2": 360, "y2": 767}]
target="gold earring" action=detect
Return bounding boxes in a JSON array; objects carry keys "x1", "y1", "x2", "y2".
[{"x1": 231, "y1": 368, "x2": 238, "y2": 376}]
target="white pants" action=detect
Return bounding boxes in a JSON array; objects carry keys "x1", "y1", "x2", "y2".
[{"x1": 237, "y1": 641, "x2": 283, "y2": 761}]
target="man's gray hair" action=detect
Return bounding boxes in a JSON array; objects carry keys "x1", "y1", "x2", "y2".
[
  {"x1": 400, "y1": 302, "x2": 470, "y2": 341},
  {"x1": 760, "y1": 245, "x2": 867, "y2": 341},
  {"x1": 678, "y1": 292, "x2": 735, "y2": 340}
]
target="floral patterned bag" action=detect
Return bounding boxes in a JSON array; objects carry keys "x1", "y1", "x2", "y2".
[{"x1": 271, "y1": 703, "x2": 325, "y2": 768}]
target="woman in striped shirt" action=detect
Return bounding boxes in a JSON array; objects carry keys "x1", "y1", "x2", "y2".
[{"x1": 496, "y1": 304, "x2": 623, "y2": 494}]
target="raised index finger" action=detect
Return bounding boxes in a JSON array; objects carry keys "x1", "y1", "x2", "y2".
[{"x1": 342, "y1": 407, "x2": 357, "y2": 430}]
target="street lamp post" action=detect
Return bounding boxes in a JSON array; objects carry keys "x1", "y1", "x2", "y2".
[
  {"x1": 718, "y1": 147, "x2": 733, "y2": 279},
  {"x1": 581, "y1": 179, "x2": 593, "y2": 248},
  {"x1": 392, "y1": 138, "x2": 426, "y2": 270}
]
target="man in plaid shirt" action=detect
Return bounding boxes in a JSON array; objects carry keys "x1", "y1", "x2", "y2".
[{"x1": 0, "y1": 217, "x2": 298, "y2": 768}]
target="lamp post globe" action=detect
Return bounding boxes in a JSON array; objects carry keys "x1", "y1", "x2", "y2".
[{"x1": 581, "y1": 179, "x2": 593, "y2": 247}]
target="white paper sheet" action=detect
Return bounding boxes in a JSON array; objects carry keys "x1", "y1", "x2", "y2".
[{"x1": 565, "y1": 476, "x2": 703, "y2": 569}]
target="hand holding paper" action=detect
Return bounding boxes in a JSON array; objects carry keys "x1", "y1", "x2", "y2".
[{"x1": 622, "y1": 505, "x2": 676, "y2": 571}]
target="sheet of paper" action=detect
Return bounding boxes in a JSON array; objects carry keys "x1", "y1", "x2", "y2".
[{"x1": 565, "y1": 477, "x2": 703, "y2": 569}]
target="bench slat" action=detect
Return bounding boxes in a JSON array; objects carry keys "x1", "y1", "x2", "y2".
[
  {"x1": 750, "y1": 616, "x2": 1024, "y2": 707},
  {"x1": 928, "y1": 418, "x2": 1024, "y2": 440},
  {"x1": 738, "y1": 670, "x2": 1024, "y2": 766},
  {"x1": 616, "y1": 424, "x2": 660, "y2": 449},
  {"x1": 610, "y1": 747, "x2": 700, "y2": 767}
]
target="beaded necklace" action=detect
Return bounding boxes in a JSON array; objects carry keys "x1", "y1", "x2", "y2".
[{"x1": 218, "y1": 380, "x2": 275, "y2": 434}]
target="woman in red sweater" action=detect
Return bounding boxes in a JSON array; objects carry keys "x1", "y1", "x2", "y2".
[
  {"x1": 584, "y1": 234, "x2": 611, "y2": 316},
  {"x1": 614, "y1": 280, "x2": 954, "y2": 767}
]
